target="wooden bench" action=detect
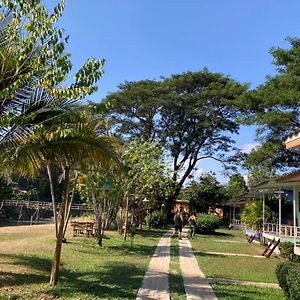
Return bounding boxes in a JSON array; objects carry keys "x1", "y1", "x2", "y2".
[{"x1": 71, "y1": 221, "x2": 94, "y2": 237}]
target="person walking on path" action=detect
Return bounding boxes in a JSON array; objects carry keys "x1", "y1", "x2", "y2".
[
  {"x1": 188, "y1": 213, "x2": 197, "y2": 239},
  {"x1": 174, "y1": 210, "x2": 183, "y2": 239}
]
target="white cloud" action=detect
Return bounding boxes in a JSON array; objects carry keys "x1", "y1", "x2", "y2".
[
  {"x1": 241, "y1": 143, "x2": 259, "y2": 154},
  {"x1": 193, "y1": 168, "x2": 204, "y2": 180}
]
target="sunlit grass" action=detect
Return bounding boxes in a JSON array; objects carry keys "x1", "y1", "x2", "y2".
[
  {"x1": 191, "y1": 228, "x2": 282, "y2": 283},
  {"x1": 0, "y1": 223, "x2": 164, "y2": 299},
  {"x1": 212, "y1": 283, "x2": 285, "y2": 300}
]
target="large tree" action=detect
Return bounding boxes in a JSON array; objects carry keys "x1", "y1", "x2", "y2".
[
  {"x1": 242, "y1": 37, "x2": 300, "y2": 171},
  {"x1": 106, "y1": 70, "x2": 247, "y2": 204}
]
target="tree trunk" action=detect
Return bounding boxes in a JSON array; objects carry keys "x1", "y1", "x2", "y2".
[
  {"x1": 62, "y1": 172, "x2": 79, "y2": 240},
  {"x1": 123, "y1": 190, "x2": 129, "y2": 241},
  {"x1": 50, "y1": 166, "x2": 70, "y2": 287},
  {"x1": 47, "y1": 163, "x2": 58, "y2": 238},
  {"x1": 97, "y1": 215, "x2": 103, "y2": 247}
]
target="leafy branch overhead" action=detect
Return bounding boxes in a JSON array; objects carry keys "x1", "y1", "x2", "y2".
[
  {"x1": 0, "y1": 0, "x2": 104, "y2": 106},
  {"x1": 241, "y1": 38, "x2": 300, "y2": 171}
]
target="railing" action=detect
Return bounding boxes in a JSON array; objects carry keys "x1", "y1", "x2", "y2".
[
  {"x1": 230, "y1": 219, "x2": 242, "y2": 225},
  {"x1": 263, "y1": 223, "x2": 300, "y2": 238},
  {"x1": 1, "y1": 200, "x2": 92, "y2": 211}
]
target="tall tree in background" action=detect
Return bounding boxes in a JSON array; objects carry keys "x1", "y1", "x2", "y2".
[
  {"x1": 243, "y1": 143, "x2": 279, "y2": 187},
  {"x1": 226, "y1": 173, "x2": 248, "y2": 200},
  {"x1": 106, "y1": 70, "x2": 247, "y2": 206},
  {"x1": 180, "y1": 172, "x2": 228, "y2": 213},
  {"x1": 242, "y1": 38, "x2": 300, "y2": 171}
]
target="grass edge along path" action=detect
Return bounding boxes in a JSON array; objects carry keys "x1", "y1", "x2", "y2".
[
  {"x1": 212, "y1": 283, "x2": 285, "y2": 300},
  {"x1": 169, "y1": 237, "x2": 186, "y2": 300}
]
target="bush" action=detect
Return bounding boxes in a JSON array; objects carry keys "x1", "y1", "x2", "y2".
[
  {"x1": 279, "y1": 242, "x2": 294, "y2": 259},
  {"x1": 145, "y1": 210, "x2": 167, "y2": 228},
  {"x1": 196, "y1": 213, "x2": 221, "y2": 234},
  {"x1": 276, "y1": 262, "x2": 300, "y2": 299},
  {"x1": 279, "y1": 242, "x2": 300, "y2": 262}
]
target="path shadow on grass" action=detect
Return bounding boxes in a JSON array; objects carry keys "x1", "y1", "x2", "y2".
[
  {"x1": 193, "y1": 251, "x2": 226, "y2": 258},
  {"x1": 0, "y1": 254, "x2": 51, "y2": 287},
  {"x1": 203, "y1": 231, "x2": 234, "y2": 237},
  {"x1": 55, "y1": 262, "x2": 144, "y2": 299},
  {"x1": 102, "y1": 243, "x2": 157, "y2": 257},
  {"x1": 0, "y1": 253, "x2": 147, "y2": 299},
  {"x1": 0, "y1": 270, "x2": 48, "y2": 288},
  {"x1": 136, "y1": 228, "x2": 166, "y2": 238}
]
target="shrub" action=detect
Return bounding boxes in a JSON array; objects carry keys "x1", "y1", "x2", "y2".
[
  {"x1": 279, "y1": 242, "x2": 300, "y2": 262},
  {"x1": 196, "y1": 213, "x2": 221, "y2": 234},
  {"x1": 279, "y1": 242, "x2": 294, "y2": 259},
  {"x1": 276, "y1": 262, "x2": 300, "y2": 299},
  {"x1": 145, "y1": 210, "x2": 167, "y2": 228}
]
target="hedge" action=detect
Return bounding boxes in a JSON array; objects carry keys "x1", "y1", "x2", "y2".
[
  {"x1": 276, "y1": 262, "x2": 300, "y2": 299},
  {"x1": 145, "y1": 210, "x2": 167, "y2": 228},
  {"x1": 196, "y1": 213, "x2": 221, "y2": 234}
]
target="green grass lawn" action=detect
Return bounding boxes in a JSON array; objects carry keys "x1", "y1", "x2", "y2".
[
  {"x1": 192, "y1": 228, "x2": 263, "y2": 255},
  {"x1": 191, "y1": 228, "x2": 283, "y2": 283},
  {"x1": 0, "y1": 223, "x2": 164, "y2": 300},
  {"x1": 169, "y1": 237, "x2": 185, "y2": 300},
  {"x1": 212, "y1": 283, "x2": 285, "y2": 300}
]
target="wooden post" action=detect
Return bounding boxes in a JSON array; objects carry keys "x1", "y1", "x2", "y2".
[
  {"x1": 279, "y1": 187, "x2": 282, "y2": 237},
  {"x1": 293, "y1": 185, "x2": 297, "y2": 248},
  {"x1": 262, "y1": 193, "x2": 265, "y2": 234}
]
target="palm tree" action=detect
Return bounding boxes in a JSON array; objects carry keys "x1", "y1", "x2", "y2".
[
  {"x1": 0, "y1": 4, "x2": 109, "y2": 287},
  {"x1": 2, "y1": 105, "x2": 118, "y2": 286}
]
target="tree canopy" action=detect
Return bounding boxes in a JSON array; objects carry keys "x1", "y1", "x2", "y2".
[
  {"x1": 242, "y1": 38, "x2": 300, "y2": 171},
  {"x1": 106, "y1": 70, "x2": 248, "y2": 202},
  {"x1": 180, "y1": 172, "x2": 228, "y2": 213}
]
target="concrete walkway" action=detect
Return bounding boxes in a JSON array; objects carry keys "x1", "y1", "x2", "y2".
[
  {"x1": 136, "y1": 228, "x2": 218, "y2": 300},
  {"x1": 137, "y1": 228, "x2": 280, "y2": 300},
  {"x1": 179, "y1": 230, "x2": 218, "y2": 300},
  {"x1": 136, "y1": 231, "x2": 172, "y2": 300}
]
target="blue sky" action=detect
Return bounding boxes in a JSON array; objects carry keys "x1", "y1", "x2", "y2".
[{"x1": 57, "y1": 1, "x2": 300, "y2": 183}]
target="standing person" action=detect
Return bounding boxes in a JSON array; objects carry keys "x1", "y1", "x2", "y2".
[
  {"x1": 188, "y1": 213, "x2": 197, "y2": 239},
  {"x1": 174, "y1": 210, "x2": 183, "y2": 239}
]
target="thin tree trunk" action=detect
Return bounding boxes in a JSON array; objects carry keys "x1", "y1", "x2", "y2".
[
  {"x1": 47, "y1": 163, "x2": 58, "y2": 238},
  {"x1": 62, "y1": 172, "x2": 79, "y2": 240},
  {"x1": 123, "y1": 190, "x2": 129, "y2": 241},
  {"x1": 97, "y1": 214, "x2": 103, "y2": 247},
  {"x1": 50, "y1": 166, "x2": 70, "y2": 287}
]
